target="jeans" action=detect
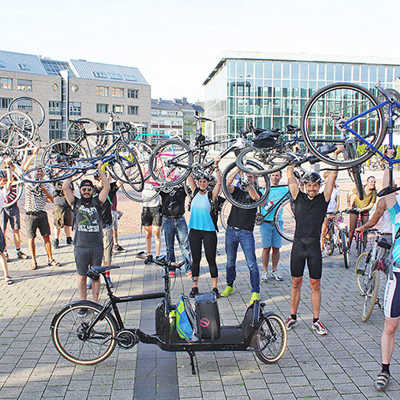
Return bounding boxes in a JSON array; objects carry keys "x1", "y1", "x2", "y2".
[
  {"x1": 162, "y1": 216, "x2": 192, "y2": 271},
  {"x1": 225, "y1": 226, "x2": 260, "y2": 293}
]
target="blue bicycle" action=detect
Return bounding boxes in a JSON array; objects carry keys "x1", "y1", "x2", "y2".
[{"x1": 301, "y1": 83, "x2": 400, "y2": 194}]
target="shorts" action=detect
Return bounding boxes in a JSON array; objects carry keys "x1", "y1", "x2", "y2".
[
  {"x1": 0, "y1": 228, "x2": 5, "y2": 253},
  {"x1": 2, "y1": 207, "x2": 21, "y2": 231},
  {"x1": 25, "y1": 212, "x2": 51, "y2": 239},
  {"x1": 384, "y1": 272, "x2": 400, "y2": 318},
  {"x1": 53, "y1": 205, "x2": 73, "y2": 229},
  {"x1": 260, "y1": 221, "x2": 282, "y2": 249},
  {"x1": 349, "y1": 210, "x2": 369, "y2": 217},
  {"x1": 103, "y1": 225, "x2": 113, "y2": 264},
  {"x1": 290, "y1": 238, "x2": 322, "y2": 280},
  {"x1": 141, "y1": 206, "x2": 162, "y2": 227},
  {"x1": 111, "y1": 210, "x2": 118, "y2": 230},
  {"x1": 74, "y1": 246, "x2": 103, "y2": 277}
]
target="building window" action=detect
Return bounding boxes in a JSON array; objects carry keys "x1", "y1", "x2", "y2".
[
  {"x1": 111, "y1": 88, "x2": 124, "y2": 97},
  {"x1": 109, "y1": 73, "x2": 122, "y2": 80},
  {"x1": 128, "y1": 89, "x2": 139, "y2": 98},
  {"x1": 93, "y1": 71, "x2": 108, "y2": 79},
  {"x1": 128, "y1": 105, "x2": 138, "y2": 115},
  {"x1": 96, "y1": 103, "x2": 109, "y2": 113},
  {"x1": 49, "y1": 119, "x2": 63, "y2": 140},
  {"x1": 0, "y1": 97, "x2": 11, "y2": 108},
  {"x1": 17, "y1": 63, "x2": 31, "y2": 71},
  {"x1": 69, "y1": 102, "x2": 81, "y2": 116},
  {"x1": 16, "y1": 79, "x2": 32, "y2": 91},
  {"x1": 0, "y1": 78, "x2": 12, "y2": 89},
  {"x1": 17, "y1": 99, "x2": 32, "y2": 112},
  {"x1": 49, "y1": 101, "x2": 61, "y2": 115},
  {"x1": 96, "y1": 86, "x2": 109, "y2": 96},
  {"x1": 112, "y1": 104, "x2": 124, "y2": 114}
]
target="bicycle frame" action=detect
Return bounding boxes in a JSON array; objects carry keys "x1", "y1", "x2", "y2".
[{"x1": 260, "y1": 186, "x2": 291, "y2": 222}]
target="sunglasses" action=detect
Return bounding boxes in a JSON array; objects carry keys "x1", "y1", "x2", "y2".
[{"x1": 81, "y1": 187, "x2": 93, "y2": 192}]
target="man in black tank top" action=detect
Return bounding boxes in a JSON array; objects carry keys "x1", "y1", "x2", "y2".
[{"x1": 285, "y1": 146, "x2": 341, "y2": 336}]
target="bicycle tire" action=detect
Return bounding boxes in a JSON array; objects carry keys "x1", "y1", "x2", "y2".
[
  {"x1": 340, "y1": 229, "x2": 349, "y2": 269},
  {"x1": 22, "y1": 165, "x2": 78, "y2": 184},
  {"x1": 51, "y1": 302, "x2": 117, "y2": 365},
  {"x1": 361, "y1": 270, "x2": 379, "y2": 322},
  {"x1": 344, "y1": 143, "x2": 364, "y2": 201},
  {"x1": 355, "y1": 252, "x2": 370, "y2": 295},
  {"x1": 254, "y1": 313, "x2": 287, "y2": 364},
  {"x1": 274, "y1": 197, "x2": 295, "y2": 242},
  {"x1": 41, "y1": 140, "x2": 88, "y2": 166},
  {"x1": 301, "y1": 83, "x2": 386, "y2": 167},
  {"x1": 148, "y1": 139, "x2": 193, "y2": 186},
  {"x1": 222, "y1": 161, "x2": 270, "y2": 210},
  {"x1": 8, "y1": 96, "x2": 45, "y2": 127},
  {"x1": 0, "y1": 111, "x2": 35, "y2": 149},
  {"x1": 236, "y1": 146, "x2": 291, "y2": 176},
  {"x1": 68, "y1": 119, "x2": 104, "y2": 157}
]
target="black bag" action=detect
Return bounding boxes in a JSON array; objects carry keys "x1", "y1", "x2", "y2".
[
  {"x1": 253, "y1": 130, "x2": 278, "y2": 149},
  {"x1": 195, "y1": 292, "x2": 221, "y2": 340}
]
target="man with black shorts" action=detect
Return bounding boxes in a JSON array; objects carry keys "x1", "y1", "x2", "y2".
[
  {"x1": 63, "y1": 164, "x2": 110, "y2": 302},
  {"x1": 52, "y1": 181, "x2": 73, "y2": 249},
  {"x1": 285, "y1": 146, "x2": 341, "y2": 335}
]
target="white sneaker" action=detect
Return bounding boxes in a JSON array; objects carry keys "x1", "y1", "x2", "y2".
[
  {"x1": 261, "y1": 271, "x2": 269, "y2": 282},
  {"x1": 270, "y1": 271, "x2": 283, "y2": 281}
]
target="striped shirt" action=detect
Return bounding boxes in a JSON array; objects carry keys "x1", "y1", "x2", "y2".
[{"x1": 24, "y1": 184, "x2": 51, "y2": 213}]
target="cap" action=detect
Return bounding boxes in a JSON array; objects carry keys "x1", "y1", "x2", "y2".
[{"x1": 80, "y1": 179, "x2": 94, "y2": 188}]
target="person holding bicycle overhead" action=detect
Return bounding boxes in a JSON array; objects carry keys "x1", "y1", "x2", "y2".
[
  {"x1": 347, "y1": 176, "x2": 377, "y2": 248},
  {"x1": 63, "y1": 163, "x2": 110, "y2": 303},
  {"x1": 285, "y1": 145, "x2": 342, "y2": 335},
  {"x1": 186, "y1": 158, "x2": 222, "y2": 298}
]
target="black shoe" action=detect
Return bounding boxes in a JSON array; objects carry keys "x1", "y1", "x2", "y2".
[
  {"x1": 66, "y1": 237, "x2": 73, "y2": 245},
  {"x1": 189, "y1": 287, "x2": 199, "y2": 298},
  {"x1": 17, "y1": 251, "x2": 29, "y2": 260},
  {"x1": 115, "y1": 245, "x2": 127, "y2": 253},
  {"x1": 212, "y1": 288, "x2": 220, "y2": 298},
  {"x1": 144, "y1": 254, "x2": 153, "y2": 264},
  {"x1": 53, "y1": 239, "x2": 59, "y2": 249}
]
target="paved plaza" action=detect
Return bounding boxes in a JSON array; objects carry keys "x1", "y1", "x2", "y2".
[{"x1": 1, "y1": 221, "x2": 400, "y2": 400}]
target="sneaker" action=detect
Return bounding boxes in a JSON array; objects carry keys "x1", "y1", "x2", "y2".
[
  {"x1": 212, "y1": 287, "x2": 220, "y2": 298},
  {"x1": 106, "y1": 277, "x2": 113, "y2": 288},
  {"x1": 87, "y1": 279, "x2": 92, "y2": 290},
  {"x1": 249, "y1": 292, "x2": 260, "y2": 305},
  {"x1": 144, "y1": 254, "x2": 153, "y2": 264},
  {"x1": 17, "y1": 251, "x2": 29, "y2": 260},
  {"x1": 189, "y1": 287, "x2": 199, "y2": 298},
  {"x1": 285, "y1": 316, "x2": 297, "y2": 330},
  {"x1": 375, "y1": 371, "x2": 390, "y2": 392},
  {"x1": 115, "y1": 245, "x2": 127, "y2": 253},
  {"x1": 221, "y1": 286, "x2": 234, "y2": 297},
  {"x1": 53, "y1": 239, "x2": 59, "y2": 249},
  {"x1": 66, "y1": 237, "x2": 73, "y2": 245},
  {"x1": 48, "y1": 259, "x2": 60, "y2": 267},
  {"x1": 261, "y1": 271, "x2": 269, "y2": 282},
  {"x1": 77, "y1": 308, "x2": 87, "y2": 317},
  {"x1": 312, "y1": 320, "x2": 328, "y2": 335},
  {"x1": 270, "y1": 271, "x2": 283, "y2": 281}
]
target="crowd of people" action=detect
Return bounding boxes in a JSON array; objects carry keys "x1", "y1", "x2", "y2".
[{"x1": 1, "y1": 148, "x2": 399, "y2": 392}]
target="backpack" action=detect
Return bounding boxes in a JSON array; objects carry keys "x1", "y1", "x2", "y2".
[
  {"x1": 175, "y1": 295, "x2": 197, "y2": 341},
  {"x1": 188, "y1": 188, "x2": 225, "y2": 232}
]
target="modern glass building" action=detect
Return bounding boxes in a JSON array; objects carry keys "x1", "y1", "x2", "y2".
[{"x1": 203, "y1": 51, "x2": 400, "y2": 143}]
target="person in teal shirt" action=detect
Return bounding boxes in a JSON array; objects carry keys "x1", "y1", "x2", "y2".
[{"x1": 260, "y1": 171, "x2": 288, "y2": 281}]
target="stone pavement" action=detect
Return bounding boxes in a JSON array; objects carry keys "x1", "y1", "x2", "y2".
[{"x1": 1, "y1": 226, "x2": 400, "y2": 400}]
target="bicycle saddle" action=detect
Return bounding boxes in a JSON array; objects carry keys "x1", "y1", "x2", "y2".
[{"x1": 377, "y1": 238, "x2": 391, "y2": 250}]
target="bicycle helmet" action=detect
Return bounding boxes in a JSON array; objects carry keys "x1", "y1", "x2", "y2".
[
  {"x1": 194, "y1": 170, "x2": 213, "y2": 181},
  {"x1": 302, "y1": 171, "x2": 322, "y2": 184}
]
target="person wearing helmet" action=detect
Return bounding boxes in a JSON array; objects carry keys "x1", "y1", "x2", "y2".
[{"x1": 285, "y1": 146, "x2": 342, "y2": 336}]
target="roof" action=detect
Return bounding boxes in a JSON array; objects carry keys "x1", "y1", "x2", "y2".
[
  {"x1": 151, "y1": 98, "x2": 204, "y2": 113},
  {"x1": 0, "y1": 50, "x2": 48, "y2": 75},
  {"x1": 203, "y1": 50, "x2": 400, "y2": 85},
  {"x1": 69, "y1": 59, "x2": 149, "y2": 85}
]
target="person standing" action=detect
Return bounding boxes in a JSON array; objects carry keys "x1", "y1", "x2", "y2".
[
  {"x1": 160, "y1": 185, "x2": 192, "y2": 276},
  {"x1": 52, "y1": 181, "x2": 73, "y2": 248},
  {"x1": 285, "y1": 147, "x2": 341, "y2": 335},
  {"x1": 220, "y1": 168, "x2": 262, "y2": 305},
  {"x1": 63, "y1": 164, "x2": 110, "y2": 302},
  {"x1": 111, "y1": 193, "x2": 126, "y2": 253},
  {"x1": 187, "y1": 161, "x2": 222, "y2": 298},
  {"x1": 0, "y1": 189, "x2": 13, "y2": 284},
  {"x1": 260, "y1": 170, "x2": 287, "y2": 282}
]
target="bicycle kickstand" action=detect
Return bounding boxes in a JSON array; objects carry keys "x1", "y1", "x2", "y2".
[{"x1": 187, "y1": 351, "x2": 197, "y2": 375}]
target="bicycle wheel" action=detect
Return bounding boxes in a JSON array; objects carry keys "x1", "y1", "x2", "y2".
[
  {"x1": 51, "y1": 302, "x2": 117, "y2": 365},
  {"x1": 236, "y1": 146, "x2": 290, "y2": 175},
  {"x1": 222, "y1": 161, "x2": 270, "y2": 209},
  {"x1": 41, "y1": 140, "x2": 88, "y2": 165},
  {"x1": 8, "y1": 96, "x2": 45, "y2": 127},
  {"x1": 68, "y1": 119, "x2": 104, "y2": 156},
  {"x1": 274, "y1": 197, "x2": 295, "y2": 242},
  {"x1": 339, "y1": 229, "x2": 350, "y2": 269},
  {"x1": 220, "y1": 199, "x2": 231, "y2": 231},
  {"x1": 301, "y1": 83, "x2": 386, "y2": 167},
  {"x1": 361, "y1": 270, "x2": 379, "y2": 322},
  {"x1": 22, "y1": 165, "x2": 78, "y2": 184},
  {"x1": 254, "y1": 313, "x2": 287, "y2": 364},
  {"x1": 355, "y1": 251, "x2": 372, "y2": 295},
  {"x1": 149, "y1": 139, "x2": 193, "y2": 186},
  {"x1": 0, "y1": 111, "x2": 35, "y2": 149},
  {"x1": 344, "y1": 143, "x2": 364, "y2": 201}
]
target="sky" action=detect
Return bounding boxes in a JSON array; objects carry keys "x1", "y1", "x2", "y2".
[{"x1": 3, "y1": 0, "x2": 400, "y2": 102}]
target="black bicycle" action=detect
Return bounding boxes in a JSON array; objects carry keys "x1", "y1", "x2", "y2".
[{"x1": 50, "y1": 257, "x2": 287, "y2": 371}]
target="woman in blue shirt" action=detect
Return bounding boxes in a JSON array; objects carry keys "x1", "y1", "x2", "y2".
[{"x1": 187, "y1": 158, "x2": 222, "y2": 298}]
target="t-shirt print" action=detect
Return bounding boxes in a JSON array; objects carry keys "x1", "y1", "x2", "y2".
[{"x1": 76, "y1": 204, "x2": 101, "y2": 233}]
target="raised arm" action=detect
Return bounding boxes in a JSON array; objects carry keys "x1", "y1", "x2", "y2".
[
  {"x1": 97, "y1": 163, "x2": 110, "y2": 205},
  {"x1": 287, "y1": 165, "x2": 300, "y2": 200},
  {"x1": 211, "y1": 156, "x2": 222, "y2": 202},
  {"x1": 62, "y1": 177, "x2": 75, "y2": 207},
  {"x1": 186, "y1": 173, "x2": 196, "y2": 193},
  {"x1": 227, "y1": 167, "x2": 240, "y2": 194},
  {"x1": 382, "y1": 148, "x2": 397, "y2": 209},
  {"x1": 323, "y1": 145, "x2": 342, "y2": 202}
]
